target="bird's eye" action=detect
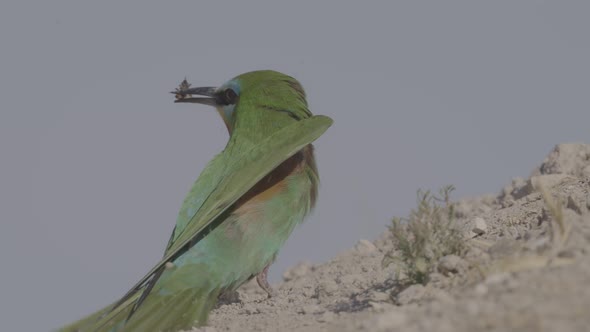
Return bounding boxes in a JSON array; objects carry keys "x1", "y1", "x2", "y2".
[{"x1": 219, "y1": 88, "x2": 238, "y2": 105}]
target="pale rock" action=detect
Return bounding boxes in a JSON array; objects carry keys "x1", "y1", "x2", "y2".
[
  {"x1": 471, "y1": 217, "x2": 488, "y2": 235},
  {"x1": 369, "y1": 301, "x2": 396, "y2": 312},
  {"x1": 242, "y1": 306, "x2": 260, "y2": 315},
  {"x1": 464, "y1": 246, "x2": 491, "y2": 262},
  {"x1": 530, "y1": 174, "x2": 572, "y2": 191},
  {"x1": 299, "y1": 304, "x2": 324, "y2": 315},
  {"x1": 506, "y1": 177, "x2": 533, "y2": 200},
  {"x1": 315, "y1": 279, "x2": 339, "y2": 302},
  {"x1": 427, "y1": 272, "x2": 446, "y2": 284},
  {"x1": 536, "y1": 143, "x2": 590, "y2": 177},
  {"x1": 316, "y1": 311, "x2": 335, "y2": 322},
  {"x1": 484, "y1": 272, "x2": 511, "y2": 285},
  {"x1": 354, "y1": 239, "x2": 378, "y2": 254},
  {"x1": 369, "y1": 290, "x2": 391, "y2": 302},
  {"x1": 394, "y1": 284, "x2": 426, "y2": 305},
  {"x1": 437, "y1": 255, "x2": 468, "y2": 276},
  {"x1": 283, "y1": 261, "x2": 313, "y2": 282}
]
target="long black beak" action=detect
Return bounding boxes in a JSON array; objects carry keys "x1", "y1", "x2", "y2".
[{"x1": 171, "y1": 80, "x2": 217, "y2": 106}]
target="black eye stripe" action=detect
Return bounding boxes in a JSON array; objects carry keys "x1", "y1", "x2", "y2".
[{"x1": 216, "y1": 88, "x2": 238, "y2": 105}]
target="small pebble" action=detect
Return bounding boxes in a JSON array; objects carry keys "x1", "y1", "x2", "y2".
[
  {"x1": 317, "y1": 311, "x2": 335, "y2": 322},
  {"x1": 485, "y1": 272, "x2": 511, "y2": 285},
  {"x1": 395, "y1": 284, "x2": 426, "y2": 305},
  {"x1": 299, "y1": 304, "x2": 324, "y2": 315},
  {"x1": 369, "y1": 290, "x2": 391, "y2": 302},
  {"x1": 567, "y1": 195, "x2": 582, "y2": 214},
  {"x1": 472, "y1": 217, "x2": 488, "y2": 235},
  {"x1": 438, "y1": 255, "x2": 468, "y2": 276},
  {"x1": 282, "y1": 262, "x2": 313, "y2": 282},
  {"x1": 354, "y1": 239, "x2": 378, "y2": 254}
]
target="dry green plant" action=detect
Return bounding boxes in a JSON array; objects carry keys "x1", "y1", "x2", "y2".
[
  {"x1": 537, "y1": 184, "x2": 571, "y2": 251},
  {"x1": 383, "y1": 185, "x2": 466, "y2": 284}
]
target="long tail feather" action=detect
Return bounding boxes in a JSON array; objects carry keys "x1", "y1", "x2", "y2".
[
  {"x1": 121, "y1": 287, "x2": 220, "y2": 331},
  {"x1": 58, "y1": 270, "x2": 221, "y2": 332}
]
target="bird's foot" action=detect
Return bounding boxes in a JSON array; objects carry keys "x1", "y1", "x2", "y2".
[{"x1": 256, "y1": 265, "x2": 278, "y2": 299}]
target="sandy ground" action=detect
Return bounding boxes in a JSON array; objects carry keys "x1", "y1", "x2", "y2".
[{"x1": 189, "y1": 143, "x2": 590, "y2": 332}]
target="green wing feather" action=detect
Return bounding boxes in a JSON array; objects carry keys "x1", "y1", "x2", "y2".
[
  {"x1": 166, "y1": 115, "x2": 332, "y2": 256},
  {"x1": 89, "y1": 115, "x2": 332, "y2": 329}
]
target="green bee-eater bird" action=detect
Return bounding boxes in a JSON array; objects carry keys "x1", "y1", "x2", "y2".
[{"x1": 59, "y1": 70, "x2": 332, "y2": 332}]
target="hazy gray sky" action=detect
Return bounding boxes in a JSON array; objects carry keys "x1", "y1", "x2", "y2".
[{"x1": 1, "y1": 1, "x2": 589, "y2": 331}]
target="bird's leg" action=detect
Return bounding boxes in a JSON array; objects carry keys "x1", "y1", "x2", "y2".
[{"x1": 256, "y1": 264, "x2": 277, "y2": 298}]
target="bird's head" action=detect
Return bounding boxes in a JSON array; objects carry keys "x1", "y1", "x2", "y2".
[{"x1": 173, "y1": 70, "x2": 311, "y2": 134}]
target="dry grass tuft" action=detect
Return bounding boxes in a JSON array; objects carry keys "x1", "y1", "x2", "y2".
[{"x1": 383, "y1": 185, "x2": 466, "y2": 284}]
